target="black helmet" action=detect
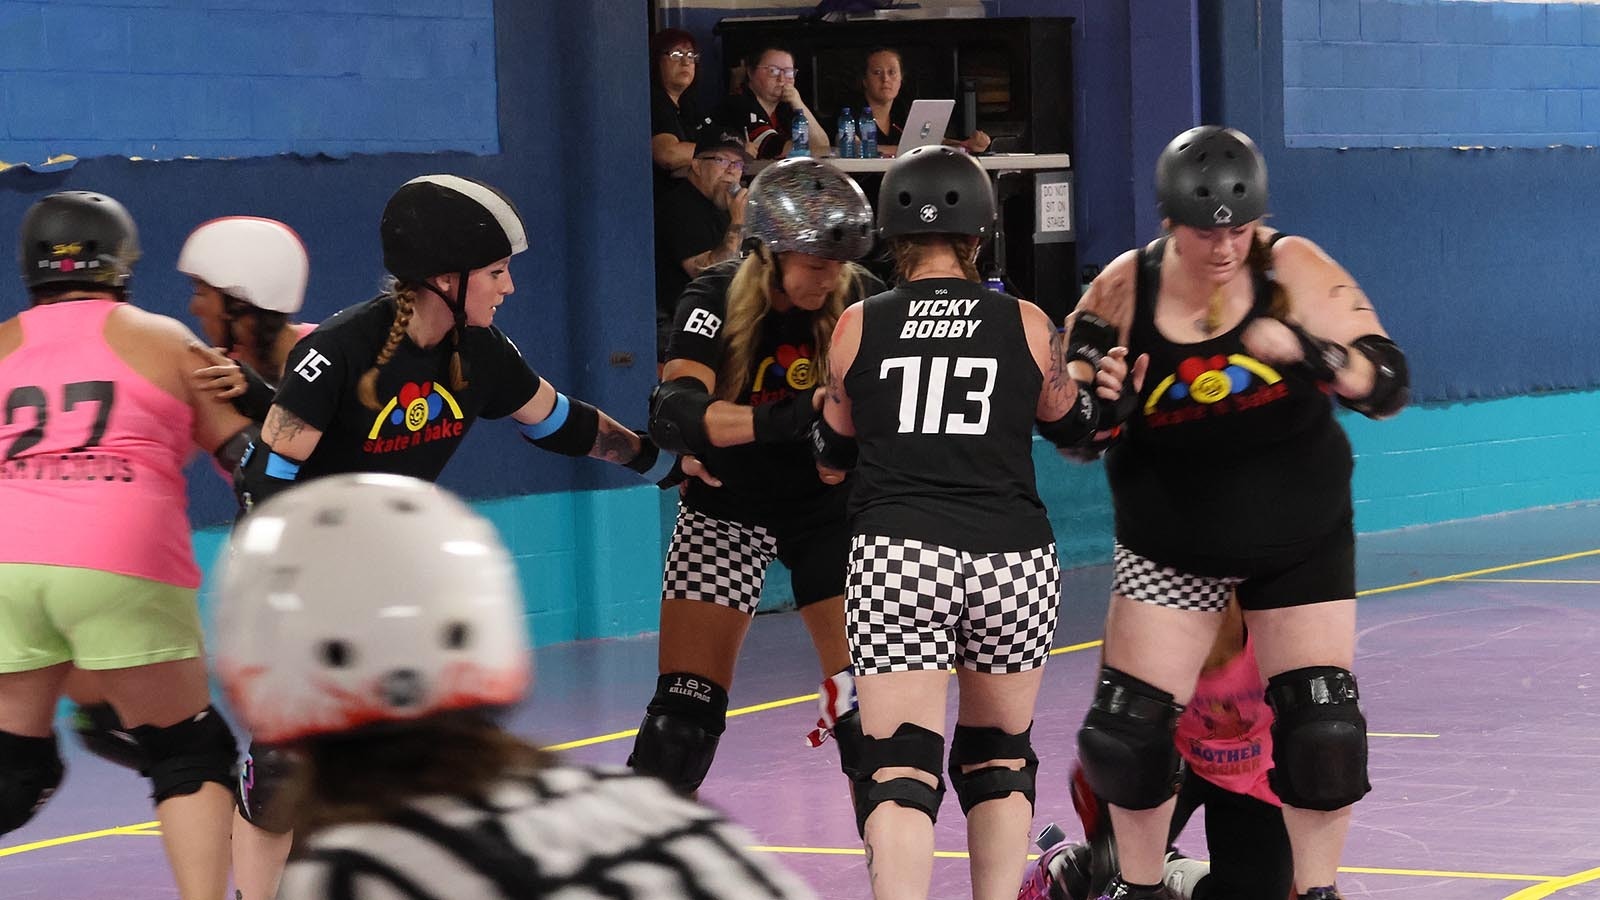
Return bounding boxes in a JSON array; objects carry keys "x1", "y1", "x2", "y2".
[
  {"x1": 19, "y1": 192, "x2": 140, "y2": 292},
  {"x1": 1156, "y1": 126, "x2": 1267, "y2": 228},
  {"x1": 380, "y1": 175, "x2": 528, "y2": 282},
  {"x1": 876, "y1": 145, "x2": 995, "y2": 239},
  {"x1": 742, "y1": 158, "x2": 874, "y2": 261}
]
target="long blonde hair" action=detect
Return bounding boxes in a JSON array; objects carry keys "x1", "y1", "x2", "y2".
[
  {"x1": 356, "y1": 282, "x2": 469, "y2": 411},
  {"x1": 717, "y1": 250, "x2": 866, "y2": 401}
]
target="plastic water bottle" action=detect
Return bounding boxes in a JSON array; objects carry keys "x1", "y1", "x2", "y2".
[
  {"x1": 837, "y1": 106, "x2": 857, "y2": 159},
  {"x1": 789, "y1": 111, "x2": 810, "y2": 157},
  {"x1": 984, "y1": 273, "x2": 1006, "y2": 294},
  {"x1": 859, "y1": 106, "x2": 878, "y2": 158}
]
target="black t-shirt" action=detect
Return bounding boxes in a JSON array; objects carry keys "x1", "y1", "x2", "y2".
[
  {"x1": 712, "y1": 91, "x2": 794, "y2": 160},
  {"x1": 1104, "y1": 237, "x2": 1354, "y2": 576},
  {"x1": 843, "y1": 279, "x2": 1052, "y2": 553},
  {"x1": 275, "y1": 296, "x2": 542, "y2": 483},
  {"x1": 654, "y1": 180, "x2": 732, "y2": 324},
  {"x1": 665, "y1": 260, "x2": 884, "y2": 526},
  {"x1": 650, "y1": 83, "x2": 706, "y2": 193}
]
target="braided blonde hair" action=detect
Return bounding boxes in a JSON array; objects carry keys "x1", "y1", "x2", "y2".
[{"x1": 357, "y1": 287, "x2": 417, "y2": 411}]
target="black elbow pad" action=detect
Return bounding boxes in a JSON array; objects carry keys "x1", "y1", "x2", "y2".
[
  {"x1": 648, "y1": 377, "x2": 714, "y2": 458},
  {"x1": 1340, "y1": 334, "x2": 1409, "y2": 419}
]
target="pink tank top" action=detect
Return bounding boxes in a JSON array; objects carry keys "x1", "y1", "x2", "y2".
[
  {"x1": 1175, "y1": 635, "x2": 1279, "y2": 806},
  {"x1": 0, "y1": 300, "x2": 201, "y2": 587}
]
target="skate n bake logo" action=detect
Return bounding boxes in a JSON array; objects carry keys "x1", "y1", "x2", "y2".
[
  {"x1": 750, "y1": 342, "x2": 815, "y2": 405},
  {"x1": 364, "y1": 381, "x2": 465, "y2": 453},
  {"x1": 1141, "y1": 354, "x2": 1290, "y2": 428}
]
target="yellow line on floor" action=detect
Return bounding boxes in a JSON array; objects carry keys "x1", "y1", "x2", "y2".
[
  {"x1": 1503, "y1": 865, "x2": 1600, "y2": 898},
  {"x1": 1459, "y1": 578, "x2": 1600, "y2": 585},
  {"x1": 1357, "y1": 548, "x2": 1600, "y2": 597},
  {"x1": 0, "y1": 821, "x2": 160, "y2": 858}
]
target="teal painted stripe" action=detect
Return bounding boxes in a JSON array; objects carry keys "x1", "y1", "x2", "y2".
[{"x1": 193, "y1": 390, "x2": 1600, "y2": 644}]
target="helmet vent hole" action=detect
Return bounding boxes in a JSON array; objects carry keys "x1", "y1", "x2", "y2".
[
  {"x1": 829, "y1": 226, "x2": 844, "y2": 243},
  {"x1": 897, "y1": 191, "x2": 913, "y2": 208},
  {"x1": 1195, "y1": 186, "x2": 1212, "y2": 199},
  {"x1": 1178, "y1": 142, "x2": 1191, "y2": 152},
  {"x1": 1231, "y1": 183, "x2": 1247, "y2": 197},
  {"x1": 314, "y1": 508, "x2": 344, "y2": 527},
  {"x1": 443, "y1": 621, "x2": 472, "y2": 649},
  {"x1": 320, "y1": 640, "x2": 355, "y2": 669},
  {"x1": 1195, "y1": 151, "x2": 1208, "y2": 163},
  {"x1": 388, "y1": 498, "x2": 419, "y2": 514},
  {"x1": 945, "y1": 191, "x2": 960, "y2": 206}
]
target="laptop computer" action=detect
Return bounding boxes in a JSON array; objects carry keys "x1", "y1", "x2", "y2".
[{"x1": 898, "y1": 99, "x2": 956, "y2": 151}]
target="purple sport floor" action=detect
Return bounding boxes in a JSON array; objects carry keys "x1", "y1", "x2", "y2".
[{"x1": 7, "y1": 501, "x2": 1600, "y2": 899}]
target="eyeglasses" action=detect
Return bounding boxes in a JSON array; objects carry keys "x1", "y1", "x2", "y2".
[
  {"x1": 665, "y1": 49, "x2": 700, "y2": 62},
  {"x1": 757, "y1": 65, "x2": 798, "y2": 80},
  {"x1": 704, "y1": 156, "x2": 746, "y2": 170}
]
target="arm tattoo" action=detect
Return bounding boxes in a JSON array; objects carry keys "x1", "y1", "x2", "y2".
[
  {"x1": 590, "y1": 417, "x2": 639, "y2": 464},
  {"x1": 262, "y1": 405, "x2": 310, "y2": 448},
  {"x1": 1047, "y1": 329, "x2": 1068, "y2": 392},
  {"x1": 864, "y1": 840, "x2": 876, "y2": 883}
]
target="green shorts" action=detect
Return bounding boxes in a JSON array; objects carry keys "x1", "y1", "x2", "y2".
[{"x1": 0, "y1": 563, "x2": 204, "y2": 674}]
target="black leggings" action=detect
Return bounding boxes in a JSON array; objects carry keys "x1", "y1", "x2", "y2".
[{"x1": 1168, "y1": 770, "x2": 1293, "y2": 900}]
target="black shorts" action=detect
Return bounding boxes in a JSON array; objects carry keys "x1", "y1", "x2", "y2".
[
  {"x1": 1115, "y1": 524, "x2": 1354, "y2": 612},
  {"x1": 662, "y1": 507, "x2": 848, "y2": 612}
]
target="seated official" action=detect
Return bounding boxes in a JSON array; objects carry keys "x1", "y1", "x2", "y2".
[
  {"x1": 711, "y1": 46, "x2": 829, "y2": 160},
  {"x1": 840, "y1": 47, "x2": 992, "y2": 157},
  {"x1": 650, "y1": 28, "x2": 706, "y2": 193},
  {"x1": 653, "y1": 129, "x2": 750, "y2": 361}
]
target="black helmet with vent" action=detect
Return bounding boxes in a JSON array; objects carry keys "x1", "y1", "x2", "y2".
[
  {"x1": 19, "y1": 192, "x2": 140, "y2": 292},
  {"x1": 876, "y1": 145, "x2": 996, "y2": 239},
  {"x1": 1156, "y1": 126, "x2": 1268, "y2": 228}
]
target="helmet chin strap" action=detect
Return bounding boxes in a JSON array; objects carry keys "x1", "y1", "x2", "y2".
[{"x1": 418, "y1": 271, "x2": 471, "y2": 334}]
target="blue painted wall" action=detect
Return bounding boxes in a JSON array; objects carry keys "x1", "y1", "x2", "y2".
[
  {"x1": 1207, "y1": 0, "x2": 1600, "y2": 402},
  {"x1": 1, "y1": 0, "x2": 660, "y2": 530},
  {"x1": 1284, "y1": 0, "x2": 1600, "y2": 148},
  {"x1": 0, "y1": 0, "x2": 498, "y2": 164}
]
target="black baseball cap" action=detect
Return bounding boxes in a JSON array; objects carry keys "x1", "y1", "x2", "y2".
[{"x1": 695, "y1": 127, "x2": 751, "y2": 161}]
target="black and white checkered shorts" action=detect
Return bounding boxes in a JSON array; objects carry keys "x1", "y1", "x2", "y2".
[
  {"x1": 847, "y1": 535, "x2": 1061, "y2": 675},
  {"x1": 1112, "y1": 542, "x2": 1241, "y2": 612},
  {"x1": 662, "y1": 508, "x2": 780, "y2": 615}
]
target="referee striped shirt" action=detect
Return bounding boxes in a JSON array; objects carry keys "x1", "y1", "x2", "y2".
[{"x1": 277, "y1": 764, "x2": 816, "y2": 900}]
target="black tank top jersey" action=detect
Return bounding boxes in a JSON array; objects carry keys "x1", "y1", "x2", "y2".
[
  {"x1": 273, "y1": 295, "x2": 542, "y2": 483},
  {"x1": 1104, "y1": 237, "x2": 1353, "y2": 576},
  {"x1": 844, "y1": 278, "x2": 1051, "y2": 553},
  {"x1": 665, "y1": 260, "x2": 886, "y2": 527}
]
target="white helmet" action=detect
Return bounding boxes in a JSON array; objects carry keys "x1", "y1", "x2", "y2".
[
  {"x1": 215, "y1": 474, "x2": 532, "y2": 745},
  {"x1": 176, "y1": 216, "x2": 309, "y2": 314}
]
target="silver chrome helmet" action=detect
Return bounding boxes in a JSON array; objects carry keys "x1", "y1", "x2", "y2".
[{"x1": 741, "y1": 158, "x2": 874, "y2": 261}]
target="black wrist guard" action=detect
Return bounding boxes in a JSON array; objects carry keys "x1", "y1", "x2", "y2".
[
  {"x1": 809, "y1": 415, "x2": 858, "y2": 471},
  {"x1": 1038, "y1": 381, "x2": 1101, "y2": 449},
  {"x1": 1067, "y1": 312, "x2": 1119, "y2": 369},
  {"x1": 752, "y1": 388, "x2": 818, "y2": 444},
  {"x1": 1283, "y1": 321, "x2": 1348, "y2": 382},
  {"x1": 625, "y1": 432, "x2": 687, "y2": 488}
]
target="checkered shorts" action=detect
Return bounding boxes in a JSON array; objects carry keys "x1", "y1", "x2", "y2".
[
  {"x1": 662, "y1": 508, "x2": 780, "y2": 615},
  {"x1": 1112, "y1": 542, "x2": 1241, "y2": 612},
  {"x1": 848, "y1": 535, "x2": 1061, "y2": 675}
]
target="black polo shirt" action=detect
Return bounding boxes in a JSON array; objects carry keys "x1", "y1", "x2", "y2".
[{"x1": 711, "y1": 91, "x2": 794, "y2": 160}]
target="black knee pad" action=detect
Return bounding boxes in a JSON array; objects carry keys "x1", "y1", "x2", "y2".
[
  {"x1": 948, "y1": 723, "x2": 1039, "y2": 815},
  {"x1": 1266, "y1": 666, "x2": 1371, "y2": 811},
  {"x1": 1076, "y1": 666, "x2": 1185, "y2": 811},
  {"x1": 129, "y1": 706, "x2": 238, "y2": 804},
  {"x1": 0, "y1": 731, "x2": 64, "y2": 836},
  {"x1": 627, "y1": 673, "x2": 729, "y2": 794},
  {"x1": 833, "y1": 708, "x2": 865, "y2": 781},
  {"x1": 71, "y1": 702, "x2": 146, "y2": 774},
  {"x1": 236, "y1": 742, "x2": 301, "y2": 834},
  {"x1": 851, "y1": 722, "x2": 946, "y2": 837}
]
